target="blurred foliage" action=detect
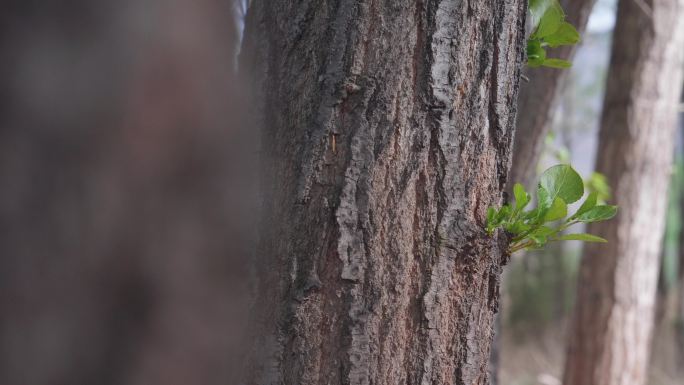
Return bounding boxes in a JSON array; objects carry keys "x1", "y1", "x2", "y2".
[
  {"x1": 662, "y1": 155, "x2": 683, "y2": 290},
  {"x1": 506, "y1": 246, "x2": 581, "y2": 334}
]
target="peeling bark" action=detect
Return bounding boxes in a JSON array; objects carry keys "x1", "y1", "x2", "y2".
[
  {"x1": 240, "y1": 1, "x2": 527, "y2": 384},
  {"x1": 563, "y1": 1, "x2": 684, "y2": 385}
]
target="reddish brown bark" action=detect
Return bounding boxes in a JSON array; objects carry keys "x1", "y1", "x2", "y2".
[{"x1": 241, "y1": 1, "x2": 527, "y2": 384}]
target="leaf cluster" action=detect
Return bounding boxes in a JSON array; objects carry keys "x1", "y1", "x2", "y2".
[
  {"x1": 527, "y1": 0, "x2": 580, "y2": 69},
  {"x1": 486, "y1": 164, "x2": 617, "y2": 254}
]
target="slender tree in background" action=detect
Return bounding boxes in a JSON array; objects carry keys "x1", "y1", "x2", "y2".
[
  {"x1": 510, "y1": 0, "x2": 596, "y2": 188},
  {"x1": 563, "y1": 1, "x2": 684, "y2": 385},
  {"x1": 678, "y1": 112, "x2": 684, "y2": 366},
  {"x1": 240, "y1": 1, "x2": 527, "y2": 384},
  {"x1": 491, "y1": 2, "x2": 596, "y2": 383},
  {"x1": 679, "y1": 227, "x2": 684, "y2": 368}
]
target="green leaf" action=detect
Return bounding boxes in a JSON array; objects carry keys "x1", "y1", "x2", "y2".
[
  {"x1": 529, "y1": 226, "x2": 556, "y2": 247},
  {"x1": 527, "y1": 39, "x2": 547, "y2": 67},
  {"x1": 542, "y1": 58, "x2": 572, "y2": 69},
  {"x1": 522, "y1": 206, "x2": 541, "y2": 221},
  {"x1": 486, "y1": 207, "x2": 497, "y2": 233},
  {"x1": 529, "y1": 0, "x2": 557, "y2": 28},
  {"x1": 544, "y1": 21, "x2": 580, "y2": 47},
  {"x1": 534, "y1": 2, "x2": 565, "y2": 38},
  {"x1": 533, "y1": 186, "x2": 552, "y2": 224},
  {"x1": 497, "y1": 204, "x2": 512, "y2": 221},
  {"x1": 513, "y1": 183, "x2": 530, "y2": 211},
  {"x1": 538, "y1": 164, "x2": 584, "y2": 205},
  {"x1": 530, "y1": 235, "x2": 547, "y2": 247},
  {"x1": 586, "y1": 172, "x2": 611, "y2": 202},
  {"x1": 531, "y1": 226, "x2": 556, "y2": 237},
  {"x1": 557, "y1": 233, "x2": 608, "y2": 243},
  {"x1": 575, "y1": 205, "x2": 618, "y2": 223},
  {"x1": 543, "y1": 197, "x2": 567, "y2": 222},
  {"x1": 487, "y1": 206, "x2": 496, "y2": 220},
  {"x1": 506, "y1": 221, "x2": 531, "y2": 235},
  {"x1": 572, "y1": 192, "x2": 597, "y2": 219}
]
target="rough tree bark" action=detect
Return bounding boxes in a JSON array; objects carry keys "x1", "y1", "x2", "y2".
[
  {"x1": 240, "y1": 1, "x2": 527, "y2": 384},
  {"x1": 563, "y1": 1, "x2": 684, "y2": 385},
  {"x1": 509, "y1": 0, "x2": 596, "y2": 188}
]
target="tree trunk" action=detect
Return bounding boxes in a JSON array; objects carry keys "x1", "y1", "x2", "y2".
[
  {"x1": 240, "y1": 1, "x2": 527, "y2": 384},
  {"x1": 509, "y1": 0, "x2": 596, "y2": 188},
  {"x1": 562, "y1": 1, "x2": 684, "y2": 385},
  {"x1": 678, "y1": 224, "x2": 684, "y2": 369},
  {"x1": 678, "y1": 122, "x2": 684, "y2": 368},
  {"x1": 492, "y1": 2, "x2": 596, "y2": 382},
  {"x1": 0, "y1": 1, "x2": 251, "y2": 384}
]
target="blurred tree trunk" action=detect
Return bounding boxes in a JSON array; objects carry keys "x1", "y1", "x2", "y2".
[
  {"x1": 678, "y1": 126, "x2": 684, "y2": 367},
  {"x1": 563, "y1": 1, "x2": 684, "y2": 385},
  {"x1": 240, "y1": 1, "x2": 527, "y2": 384},
  {"x1": 0, "y1": 1, "x2": 251, "y2": 385},
  {"x1": 491, "y1": 2, "x2": 596, "y2": 383},
  {"x1": 509, "y1": 0, "x2": 596, "y2": 188},
  {"x1": 678, "y1": 233, "x2": 684, "y2": 368},
  {"x1": 655, "y1": 246, "x2": 668, "y2": 322}
]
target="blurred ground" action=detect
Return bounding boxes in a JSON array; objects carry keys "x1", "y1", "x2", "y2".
[{"x1": 500, "y1": 253, "x2": 682, "y2": 385}]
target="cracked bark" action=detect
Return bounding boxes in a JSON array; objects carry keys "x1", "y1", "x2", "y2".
[
  {"x1": 563, "y1": 1, "x2": 684, "y2": 385},
  {"x1": 240, "y1": 1, "x2": 526, "y2": 384}
]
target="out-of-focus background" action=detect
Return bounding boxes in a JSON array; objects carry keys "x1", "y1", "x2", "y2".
[
  {"x1": 500, "y1": 1, "x2": 684, "y2": 384},
  {"x1": 1, "y1": 1, "x2": 682, "y2": 385},
  {"x1": 0, "y1": 1, "x2": 253, "y2": 384}
]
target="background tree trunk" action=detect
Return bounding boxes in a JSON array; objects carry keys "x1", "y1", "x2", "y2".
[
  {"x1": 509, "y1": 0, "x2": 596, "y2": 188},
  {"x1": 491, "y1": 2, "x2": 596, "y2": 383},
  {"x1": 0, "y1": 1, "x2": 252, "y2": 385},
  {"x1": 678, "y1": 223, "x2": 684, "y2": 369},
  {"x1": 563, "y1": 1, "x2": 684, "y2": 385},
  {"x1": 241, "y1": 1, "x2": 526, "y2": 384},
  {"x1": 678, "y1": 123, "x2": 684, "y2": 368}
]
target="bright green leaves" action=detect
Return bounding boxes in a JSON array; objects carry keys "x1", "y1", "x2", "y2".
[
  {"x1": 572, "y1": 191, "x2": 597, "y2": 218},
  {"x1": 526, "y1": 0, "x2": 580, "y2": 69},
  {"x1": 557, "y1": 233, "x2": 607, "y2": 243},
  {"x1": 540, "y1": 58, "x2": 572, "y2": 69},
  {"x1": 513, "y1": 183, "x2": 531, "y2": 211},
  {"x1": 486, "y1": 164, "x2": 618, "y2": 254},
  {"x1": 544, "y1": 22, "x2": 581, "y2": 47},
  {"x1": 529, "y1": 0, "x2": 558, "y2": 24},
  {"x1": 539, "y1": 164, "x2": 584, "y2": 205},
  {"x1": 575, "y1": 205, "x2": 618, "y2": 223},
  {"x1": 526, "y1": 39, "x2": 547, "y2": 67},
  {"x1": 543, "y1": 197, "x2": 567, "y2": 222},
  {"x1": 534, "y1": 2, "x2": 564, "y2": 39}
]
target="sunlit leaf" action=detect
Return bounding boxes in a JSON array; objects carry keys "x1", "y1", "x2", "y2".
[
  {"x1": 544, "y1": 22, "x2": 580, "y2": 47},
  {"x1": 514, "y1": 183, "x2": 530, "y2": 211},
  {"x1": 557, "y1": 233, "x2": 607, "y2": 243},
  {"x1": 575, "y1": 205, "x2": 618, "y2": 223},
  {"x1": 539, "y1": 164, "x2": 584, "y2": 204},
  {"x1": 572, "y1": 192, "x2": 597, "y2": 219},
  {"x1": 543, "y1": 197, "x2": 567, "y2": 222},
  {"x1": 542, "y1": 58, "x2": 572, "y2": 69}
]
